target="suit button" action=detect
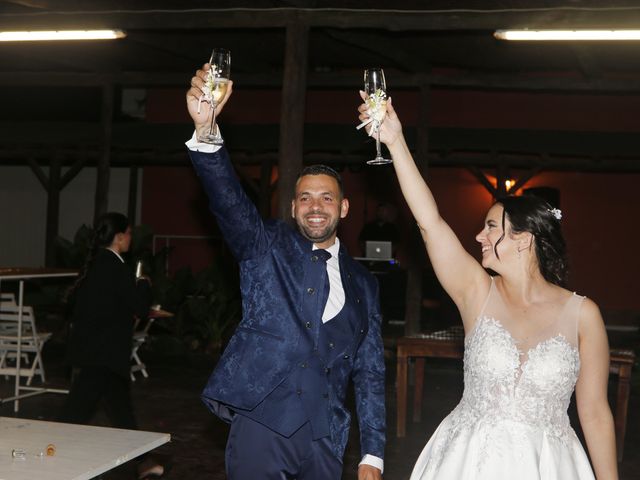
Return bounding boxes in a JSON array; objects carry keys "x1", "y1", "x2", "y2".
[
  {"x1": 307, "y1": 287, "x2": 315, "y2": 294},
  {"x1": 301, "y1": 362, "x2": 307, "y2": 368},
  {"x1": 325, "y1": 367, "x2": 330, "y2": 374},
  {"x1": 305, "y1": 322, "x2": 312, "y2": 329},
  {"x1": 311, "y1": 255, "x2": 319, "y2": 262},
  {"x1": 296, "y1": 389, "x2": 302, "y2": 395},
  {"x1": 360, "y1": 329, "x2": 365, "y2": 334},
  {"x1": 328, "y1": 342, "x2": 335, "y2": 348},
  {"x1": 343, "y1": 354, "x2": 350, "y2": 359},
  {"x1": 356, "y1": 298, "x2": 361, "y2": 304}
]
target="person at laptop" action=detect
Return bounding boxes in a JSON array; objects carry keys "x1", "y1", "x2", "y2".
[{"x1": 358, "y1": 202, "x2": 400, "y2": 258}]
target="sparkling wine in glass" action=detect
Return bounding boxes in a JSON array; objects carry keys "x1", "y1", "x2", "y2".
[
  {"x1": 364, "y1": 68, "x2": 392, "y2": 165},
  {"x1": 197, "y1": 48, "x2": 231, "y2": 145}
]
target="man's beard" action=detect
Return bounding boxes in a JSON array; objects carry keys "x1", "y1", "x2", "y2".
[{"x1": 296, "y1": 216, "x2": 339, "y2": 244}]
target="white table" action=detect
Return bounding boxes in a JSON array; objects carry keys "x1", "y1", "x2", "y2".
[
  {"x1": 0, "y1": 416, "x2": 170, "y2": 480},
  {"x1": 0, "y1": 268, "x2": 78, "y2": 412}
]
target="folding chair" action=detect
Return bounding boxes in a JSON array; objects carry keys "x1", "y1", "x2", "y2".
[
  {"x1": 0, "y1": 304, "x2": 52, "y2": 385},
  {"x1": 130, "y1": 316, "x2": 157, "y2": 381},
  {"x1": 0, "y1": 292, "x2": 17, "y2": 305}
]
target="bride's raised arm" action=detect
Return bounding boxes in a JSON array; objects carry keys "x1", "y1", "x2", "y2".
[{"x1": 358, "y1": 94, "x2": 489, "y2": 321}]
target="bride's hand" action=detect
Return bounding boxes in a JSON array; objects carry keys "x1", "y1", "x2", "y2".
[{"x1": 358, "y1": 91, "x2": 403, "y2": 148}]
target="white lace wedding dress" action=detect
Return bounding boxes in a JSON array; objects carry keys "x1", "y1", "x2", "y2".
[{"x1": 410, "y1": 279, "x2": 595, "y2": 480}]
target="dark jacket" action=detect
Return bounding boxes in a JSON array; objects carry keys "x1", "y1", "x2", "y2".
[
  {"x1": 68, "y1": 249, "x2": 151, "y2": 378},
  {"x1": 189, "y1": 146, "x2": 386, "y2": 461}
]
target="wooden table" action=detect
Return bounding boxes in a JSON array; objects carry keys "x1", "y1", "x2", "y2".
[
  {"x1": 0, "y1": 416, "x2": 170, "y2": 480},
  {"x1": 395, "y1": 328, "x2": 464, "y2": 438},
  {"x1": 396, "y1": 330, "x2": 635, "y2": 461}
]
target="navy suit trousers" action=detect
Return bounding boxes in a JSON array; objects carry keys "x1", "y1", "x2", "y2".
[{"x1": 225, "y1": 414, "x2": 342, "y2": 480}]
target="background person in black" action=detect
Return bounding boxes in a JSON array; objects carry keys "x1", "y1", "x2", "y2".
[
  {"x1": 358, "y1": 202, "x2": 400, "y2": 258},
  {"x1": 59, "y1": 213, "x2": 160, "y2": 478}
]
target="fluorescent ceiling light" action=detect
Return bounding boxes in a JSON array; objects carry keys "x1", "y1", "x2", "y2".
[
  {"x1": 0, "y1": 30, "x2": 126, "y2": 42},
  {"x1": 495, "y1": 30, "x2": 640, "y2": 41}
]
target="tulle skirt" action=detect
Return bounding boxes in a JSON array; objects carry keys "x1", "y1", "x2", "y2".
[{"x1": 409, "y1": 416, "x2": 595, "y2": 480}]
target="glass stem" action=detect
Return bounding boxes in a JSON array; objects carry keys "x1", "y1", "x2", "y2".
[
  {"x1": 375, "y1": 124, "x2": 382, "y2": 158},
  {"x1": 209, "y1": 102, "x2": 218, "y2": 138}
]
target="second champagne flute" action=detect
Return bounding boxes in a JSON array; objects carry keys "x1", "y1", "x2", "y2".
[
  {"x1": 364, "y1": 68, "x2": 392, "y2": 165},
  {"x1": 198, "y1": 48, "x2": 231, "y2": 145}
]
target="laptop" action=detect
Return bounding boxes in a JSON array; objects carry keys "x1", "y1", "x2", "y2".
[{"x1": 366, "y1": 241, "x2": 393, "y2": 260}]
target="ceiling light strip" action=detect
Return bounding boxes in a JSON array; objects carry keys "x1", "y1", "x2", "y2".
[
  {"x1": 0, "y1": 30, "x2": 126, "y2": 42},
  {"x1": 495, "y1": 30, "x2": 640, "y2": 41}
]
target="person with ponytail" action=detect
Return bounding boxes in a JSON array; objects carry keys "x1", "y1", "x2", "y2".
[
  {"x1": 358, "y1": 97, "x2": 617, "y2": 479},
  {"x1": 60, "y1": 213, "x2": 161, "y2": 478}
]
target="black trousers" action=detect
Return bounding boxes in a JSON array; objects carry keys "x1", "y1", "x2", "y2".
[{"x1": 59, "y1": 366, "x2": 137, "y2": 430}]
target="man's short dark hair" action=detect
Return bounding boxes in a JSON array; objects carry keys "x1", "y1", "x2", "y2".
[{"x1": 295, "y1": 165, "x2": 344, "y2": 198}]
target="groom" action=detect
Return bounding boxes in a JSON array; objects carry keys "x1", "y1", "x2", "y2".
[{"x1": 185, "y1": 65, "x2": 386, "y2": 479}]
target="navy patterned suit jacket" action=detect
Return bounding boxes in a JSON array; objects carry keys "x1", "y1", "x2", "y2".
[{"x1": 189, "y1": 147, "x2": 385, "y2": 460}]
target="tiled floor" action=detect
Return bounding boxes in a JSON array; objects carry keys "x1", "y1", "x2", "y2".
[{"x1": 1, "y1": 349, "x2": 638, "y2": 479}]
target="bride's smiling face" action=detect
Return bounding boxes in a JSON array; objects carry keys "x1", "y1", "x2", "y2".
[{"x1": 475, "y1": 204, "x2": 517, "y2": 270}]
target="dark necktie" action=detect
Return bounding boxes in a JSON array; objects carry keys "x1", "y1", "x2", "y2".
[{"x1": 313, "y1": 249, "x2": 332, "y2": 318}]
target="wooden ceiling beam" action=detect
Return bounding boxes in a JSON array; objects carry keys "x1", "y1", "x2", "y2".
[
  {"x1": 0, "y1": 0, "x2": 50, "y2": 8},
  {"x1": 2, "y1": 147, "x2": 640, "y2": 173},
  {"x1": 2, "y1": 124, "x2": 640, "y2": 157},
  {"x1": 4, "y1": 70, "x2": 640, "y2": 93},
  {"x1": 1, "y1": 7, "x2": 638, "y2": 31},
  {"x1": 322, "y1": 30, "x2": 431, "y2": 72}
]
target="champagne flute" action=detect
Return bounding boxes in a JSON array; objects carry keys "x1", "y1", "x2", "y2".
[
  {"x1": 197, "y1": 48, "x2": 231, "y2": 144},
  {"x1": 364, "y1": 68, "x2": 392, "y2": 165}
]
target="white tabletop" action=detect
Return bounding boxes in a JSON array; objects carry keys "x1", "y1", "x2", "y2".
[
  {"x1": 0, "y1": 268, "x2": 78, "y2": 281},
  {"x1": 0, "y1": 417, "x2": 170, "y2": 480}
]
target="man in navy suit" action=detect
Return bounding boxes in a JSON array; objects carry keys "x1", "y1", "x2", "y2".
[{"x1": 186, "y1": 64, "x2": 385, "y2": 480}]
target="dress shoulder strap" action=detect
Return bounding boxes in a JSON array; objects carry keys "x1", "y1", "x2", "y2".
[
  {"x1": 559, "y1": 292, "x2": 585, "y2": 347},
  {"x1": 478, "y1": 276, "x2": 496, "y2": 318}
]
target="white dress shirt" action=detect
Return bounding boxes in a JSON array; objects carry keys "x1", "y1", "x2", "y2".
[
  {"x1": 106, "y1": 248, "x2": 125, "y2": 263},
  {"x1": 313, "y1": 239, "x2": 344, "y2": 323}
]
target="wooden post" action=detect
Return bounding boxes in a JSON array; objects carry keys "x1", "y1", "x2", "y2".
[
  {"x1": 128, "y1": 165, "x2": 139, "y2": 224},
  {"x1": 403, "y1": 84, "x2": 431, "y2": 336},
  {"x1": 45, "y1": 155, "x2": 61, "y2": 267},
  {"x1": 27, "y1": 154, "x2": 85, "y2": 266},
  {"x1": 277, "y1": 18, "x2": 309, "y2": 220},
  {"x1": 94, "y1": 83, "x2": 114, "y2": 222}
]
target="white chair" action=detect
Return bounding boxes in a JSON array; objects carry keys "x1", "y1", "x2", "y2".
[
  {"x1": 0, "y1": 292, "x2": 17, "y2": 305},
  {"x1": 130, "y1": 316, "x2": 157, "y2": 381},
  {"x1": 0, "y1": 303, "x2": 52, "y2": 385}
]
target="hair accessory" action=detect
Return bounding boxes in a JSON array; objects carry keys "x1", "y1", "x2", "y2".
[{"x1": 548, "y1": 208, "x2": 562, "y2": 220}]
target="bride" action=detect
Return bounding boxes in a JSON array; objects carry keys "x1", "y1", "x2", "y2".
[{"x1": 358, "y1": 95, "x2": 618, "y2": 479}]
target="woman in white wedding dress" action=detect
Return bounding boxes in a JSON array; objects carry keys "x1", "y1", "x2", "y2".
[{"x1": 358, "y1": 97, "x2": 618, "y2": 480}]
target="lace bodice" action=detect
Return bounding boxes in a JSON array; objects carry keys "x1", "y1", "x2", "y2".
[
  {"x1": 461, "y1": 316, "x2": 580, "y2": 438},
  {"x1": 423, "y1": 280, "x2": 585, "y2": 473}
]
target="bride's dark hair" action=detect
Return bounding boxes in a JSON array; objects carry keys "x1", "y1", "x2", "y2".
[{"x1": 494, "y1": 195, "x2": 568, "y2": 288}]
